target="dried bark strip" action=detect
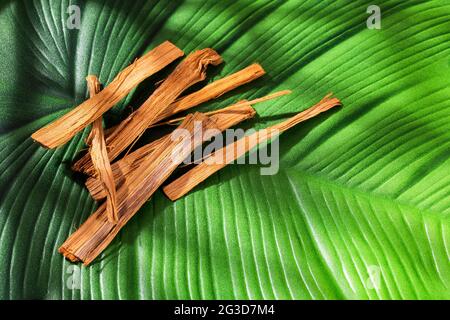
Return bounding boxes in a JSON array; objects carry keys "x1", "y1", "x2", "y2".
[
  {"x1": 86, "y1": 75, "x2": 118, "y2": 224},
  {"x1": 86, "y1": 103, "x2": 256, "y2": 200},
  {"x1": 59, "y1": 113, "x2": 218, "y2": 265},
  {"x1": 150, "y1": 90, "x2": 291, "y2": 128},
  {"x1": 103, "y1": 63, "x2": 265, "y2": 135},
  {"x1": 163, "y1": 94, "x2": 341, "y2": 201},
  {"x1": 72, "y1": 48, "x2": 223, "y2": 175},
  {"x1": 31, "y1": 41, "x2": 184, "y2": 148},
  {"x1": 153, "y1": 63, "x2": 265, "y2": 123}
]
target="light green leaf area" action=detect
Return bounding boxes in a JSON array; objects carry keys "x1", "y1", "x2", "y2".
[{"x1": 0, "y1": 0, "x2": 449, "y2": 299}]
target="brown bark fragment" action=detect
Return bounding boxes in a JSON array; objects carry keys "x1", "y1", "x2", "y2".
[
  {"x1": 72, "y1": 48, "x2": 223, "y2": 175},
  {"x1": 31, "y1": 41, "x2": 184, "y2": 148},
  {"x1": 86, "y1": 75, "x2": 118, "y2": 224},
  {"x1": 163, "y1": 94, "x2": 341, "y2": 201},
  {"x1": 86, "y1": 103, "x2": 256, "y2": 200},
  {"x1": 59, "y1": 112, "x2": 220, "y2": 265}
]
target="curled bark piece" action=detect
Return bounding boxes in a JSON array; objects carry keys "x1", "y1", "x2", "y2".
[
  {"x1": 162, "y1": 94, "x2": 341, "y2": 201},
  {"x1": 86, "y1": 103, "x2": 256, "y2": 200},
  {"x1": 59, "y1": 112, "x2": 219, "y2": 265},
  {"x1": 86, "y1": 75, "x2": 118, "y2": 224},
  {"x1": 31, "y1": 41, "x2": 184, "y2": 148},
  {"x1": 72, "y1": 48, "x2": 223, "y2": 175}
]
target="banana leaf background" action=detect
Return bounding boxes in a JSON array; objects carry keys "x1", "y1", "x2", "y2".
[{"x1": 0, "y1": 0, "x2": 449, "y2": 300}]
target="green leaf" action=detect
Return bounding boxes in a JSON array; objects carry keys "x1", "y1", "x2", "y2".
[{"x1": 0, "y1": 0, "x2": 449, "y2": 299}]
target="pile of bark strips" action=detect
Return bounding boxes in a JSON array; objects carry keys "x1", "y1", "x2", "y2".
[{"x1": 31, "y1": 41, "x2": 340, "y2": 265}]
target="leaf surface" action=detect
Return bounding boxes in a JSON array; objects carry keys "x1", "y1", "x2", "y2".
[{"x1": 0, "y1": 0, "x2": 449, "y2": 299}]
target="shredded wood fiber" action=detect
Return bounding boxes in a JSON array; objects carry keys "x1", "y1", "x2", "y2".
[
  {"x1": 85, "y1": 103, "x2": 256, "y2": 200},
  {"x1": 31, "y1": 41, "x2": 183, "y2": 148},
  {"x1": 162, "y1": 94, "x2": 341, "y2": 201},
  {"x1": 102, "y1": 63, "x2": 266, "y2": 137},
  {"x1": 26, "y1": 40, "x2": 342, "y2": 265},
  {"x1": 85, "y1": 90, "x2": 290, "y2": 200},
  {"x1": 85, "y1": 75, "x2": 118, "y2": 224},
  {"x1": 155, "y1": 63, "x2": 265, "y2": 122},
  {"x1": 59, "y1": 113, "x2": 219, "y2": 265},
  {"x1": 72, "y1": 48, "x2": 223, "y2": 175},
  {"x1": 151, "y1": 90, "x2": 291, "y2": 128}
]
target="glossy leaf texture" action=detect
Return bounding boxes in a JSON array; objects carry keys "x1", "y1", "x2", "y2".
[{"x1": 0, "y1": 0, "x2": 449, "y2": 299}]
